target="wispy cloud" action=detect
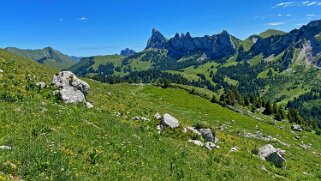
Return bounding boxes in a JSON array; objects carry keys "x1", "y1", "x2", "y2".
[
  {"x1": 274, "y1": 1, "x2": 321, "y2": 7},
  {"x1": 79, "y1": 17, "x2": 87, "y2": 21},
  {"x1": 266, "y1": 22, "x2": 286, "y2": 26},
  {"x1": 275, "y1": 2, "x2": 295, "y2": 7}
]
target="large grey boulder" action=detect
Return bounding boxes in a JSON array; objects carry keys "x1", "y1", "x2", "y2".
[
  {"x1": 258, "y1": 144, "x2": 285, "y2": 168},
  {"x1": 160, "y1": 114, "x2": 179, "y2": 128},
  {"x1": 53, "y1": 71, "x2": 90, "y2": 94},
  {"x1": 198, "y1": 128, "x2": 215, "y2": 142},
  {"x1": 52, "y1": 71, "x2": 93, "y2": 107},
  {"x1": 291, "y1": 125, "x2": 303, "y2": 132}
]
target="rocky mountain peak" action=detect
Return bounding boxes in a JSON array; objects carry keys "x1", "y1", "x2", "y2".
[
  {"x1": 146, "y1": 29, "x2": 167, "y2": 49},
  {"x1": 120, "y1": 48, "x2": 136, "y2": 56},
  {"x1": 146, "y1": 29, "x2": 236, "y2": 60}
]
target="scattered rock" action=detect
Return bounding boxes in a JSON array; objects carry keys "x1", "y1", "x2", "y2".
[
  {"x1": 261, "y1": 165, "x2": 268, "y2": 172},
  {"x1": 156, "y1": 125, "x2": 164, "y2": 133},
  {"x1": 205, "y1": 142, "x2": 219, "y2": 150},
  {"x1": 85, "y1": 101, "x2": 94, "y2": 109},
  {"x1": 160, "y1": 113, "x2": 179, "y2": 128},
  {"x1": 258, "y1": 144, "x2": 285, "y2": 168},
  {"x1": 299, "y1": 143, "x2": 312, "y2": 150},
  {"x1": 229, "y1": 146, "x2": 239, "y2": 153},
  {"x1": 182, "y1": 127, "x2": 202, "y2": 135},
  {"x1": 291, "y1": 125, "x2": 303, "y2": 132},
  {"x1": 240, "y1": 131, "x2": 289, "y2": 147},
  {"x1": 188, "y1": 140, "x2": 204, "y2": 147},
  {"x1": 36, "y1": 82, "x2": 46, "y2": 89},
  {"x1": 197, "y1": 128, "x2": 215, "y2": 142},
  {"x1": 0, "y1": 145, "x2": 12, "y2": 151},
  {"x1": 153, "y1": 113, "x2": 162, "y2": 120},
  {"x1": 132, "y1": 116, "x2": 150, "y2": 121}
]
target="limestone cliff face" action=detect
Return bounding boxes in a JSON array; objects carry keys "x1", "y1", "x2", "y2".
[{"x1": 146, "y1": 29, "x2": 236, "y2": 60}]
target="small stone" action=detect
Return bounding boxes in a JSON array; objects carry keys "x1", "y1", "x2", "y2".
[
  {"x1": 153, "y1": 113, "x2": 162, "y2": 120},
  {"x1": 291, "y1": 125, "x2": 303, "y2": 132},
  {"x1": 132, "y1": 116, "x2": 150, "y2": 121},
  {"x1": 85, "y1": 102, "x2": 94, "y2": 109},
  {"x1": 205, "y1": 142, "x2": 219, "y2": 150},
  {"x1": 36, "y1": 82, "x2": 46, "y2": 89},
  {"x1": 188, "y1": 140, "x2": 204, "y2": 147},
  {"x1": 156, "y1": 125, "x2": 163, "y2": 133},
  {"x1": 229, "y1": 146, "x2": 239, "y2": 152},
  {"x1": 183, "y1": 127, "x2": 201, "y2": 135},
  {"x1": 0, "y1": 145, "x2": 12, "y2": 151},
  {"x1": 0, "y1": 69, "x2": 3, "y2": 73}
]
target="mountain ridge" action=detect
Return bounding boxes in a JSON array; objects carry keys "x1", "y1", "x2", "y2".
[{"x1": 5, "y1": 46, "x2": 76, "y2": 70}]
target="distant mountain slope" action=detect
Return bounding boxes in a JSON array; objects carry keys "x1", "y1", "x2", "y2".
[
  {"x1": 240, "y1": 29, "x2": 286, "y2": 51},
  {"x1": 258, "y1": 29, "x2": 286, "y2": 38},
  {"x1": 5, "y1": 47, "x2": 76, "y2": 70}
]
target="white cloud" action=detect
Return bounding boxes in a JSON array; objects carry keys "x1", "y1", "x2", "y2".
[
  {"x1": 286, "y1": 13, "x2": 292, "y2": 16},
  {"x1": 266, "y1": 22, "x2": 286, "y2": 26},
  {"x1": 275, "y1": 1, "x2": 321, "y2": 7},
  {"x1": 276, "y1": 2, "x2": 295, "y2": 7},
  {"x1": 278, "y1": 13, "x2": 283, "y2": 17},
  {"x1": 79, "y1": 17, "x2": 87, "y2": 21},
  {"x1": 307, "y1": 1, "x2": 317, "y2": 6}
]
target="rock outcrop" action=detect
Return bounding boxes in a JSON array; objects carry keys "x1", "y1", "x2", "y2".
[
  {"x1": 258, "y1": 144, "x2": 286, "y2": 168},
  {"x1": 145, "y1": 29, "x2": 236, "y2": 60},
  {"x1": 52, "y1": 71, "x2": 93, "y2": 107}
]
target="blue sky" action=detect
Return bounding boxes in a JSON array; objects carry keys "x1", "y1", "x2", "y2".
[{"x1": 0, "y1": 0, "x2": 320, "y2": 56}]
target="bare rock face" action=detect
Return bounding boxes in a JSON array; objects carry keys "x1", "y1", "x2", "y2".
[
  {"x1": 258, "y1": 144, "x2": 285, "y2": 168},
  {"x1": 145, "y1": 29, "x2": 236, "y2": 60},
  {"x1": 52, "y1": 71, "x2": 93, "y2": 107},
  {"x1": 160, "y1": 113, "x2": 179, "y2": 128}
]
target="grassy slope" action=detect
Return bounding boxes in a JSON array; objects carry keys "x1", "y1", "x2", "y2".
[
  {"x1": 0, "y1": 49, "x2": 321, "y2": 180},
  {"x1": 258, "y1": 29, "x2": 286, "y2": 39},
  {"x1": 4, "y1": 47, "x2": 75, "y2": 70}
]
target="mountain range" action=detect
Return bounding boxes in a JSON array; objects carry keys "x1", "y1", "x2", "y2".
[{"x1": 65, "y1": 19, "x2": 321, "y2": 125}]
